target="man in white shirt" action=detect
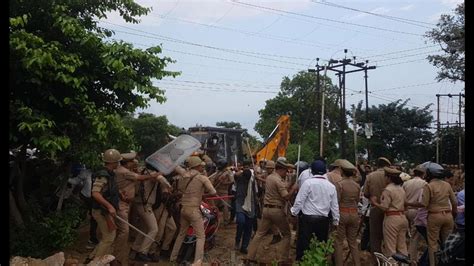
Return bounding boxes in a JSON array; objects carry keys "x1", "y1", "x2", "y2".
[{"x1": 290, "y1": 160, "x2": 339, "y2": 261}]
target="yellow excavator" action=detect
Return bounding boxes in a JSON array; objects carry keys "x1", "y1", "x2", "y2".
[{"x1": 255, "y1": 114, "x2": 290, "y2": 163}]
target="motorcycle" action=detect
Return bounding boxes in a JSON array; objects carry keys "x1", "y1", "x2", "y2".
[{"x1": 178, "y1": 201, "x2": 220, "y2": 263}]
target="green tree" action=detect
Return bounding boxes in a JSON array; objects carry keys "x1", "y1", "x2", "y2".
[
  {"x1": 425, "y1": 3, "x2": 464, "y2": 83},
  {"x1": 9, "y1": 0, "x2": 178, "y2": 255},
  {"x1": 255, "y1": 71, "x2": 342, "y2": 161},
  {"x1": 216, "y1": 121, "x2": 242, "y2": 129},
  {"x1": 438, "y1": 126, "x2": 464, "y2": 165},
  {"x1": 353, "y1": 100, "x2": 435, "y2": 164},
  {"x1": 123, "y1": 113, "x2": 181, "y2": 158}
]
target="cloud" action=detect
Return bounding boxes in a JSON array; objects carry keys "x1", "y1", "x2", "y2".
[
  {"x1": 399, "y1": 4, "x2": 415, "y2": 11},
  {"x1": 428, "y1": 11, "x2": 445, "y2": 22},
  {"x1": 141, "y1": 0, "x2": 313, "y2": 23},
  {"x1": 440, "y1": 0, "x2": 463, "y2": 8}
]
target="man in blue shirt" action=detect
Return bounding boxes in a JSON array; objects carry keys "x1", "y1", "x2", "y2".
[{"x1": 455, "y1": 189, "x2": 464, "y2": 230}]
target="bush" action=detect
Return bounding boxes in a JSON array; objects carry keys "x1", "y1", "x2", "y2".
[
  {"x1": 299, "y1": 236, "x2": 334, "y2": 266},
  {"x1": 10, "y1": 201, "x2": 86, "y2": 258}
]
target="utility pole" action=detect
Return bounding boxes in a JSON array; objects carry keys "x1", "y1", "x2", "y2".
[
  {"x1": 364, "y1": 60, "x2": 370, "y2": 161},
  {"x1": 435, "y1": 93, "x2": 464, "y2": 165},
  {"x1": 436, "y1": 94, "x2": 440, "y2": 163},
  {"x1": 458, "y1": 93, "x2": 463, "y2": 167},
  {"x1": 322, "y1": 49, "x2": 376, "y2": 158},
  {"x1": 353, "y1": 106, "x2": 357, "y2": 165},
  {"x1": 309, "y1": 59, "x2": 333, "y2": 157}
]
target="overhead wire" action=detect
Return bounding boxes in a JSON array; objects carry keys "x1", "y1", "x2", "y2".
[
  {"x1": 104, "y1": 27, "x2": 309, "y2": 70},
  {"x1": 231, "y1": 0, "x2": 425, "y2": 37},
  {"x1": 311, "y1": 0, "x2": 435, "y2": 28},
  {"x1": 102, "y1": 20, "x2": 328, "y2": 63}
]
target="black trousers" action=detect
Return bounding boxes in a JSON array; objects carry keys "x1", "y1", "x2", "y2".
[
  {"x1": 361, "y1": 216, "x2": 370, "y2": 251},
  {"x1": 296, "y1": 214, "x2": 330, "y2": 261}
]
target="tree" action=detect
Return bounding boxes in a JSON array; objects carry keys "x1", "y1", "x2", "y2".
[
  {"x1": 216, "y1": 121, "x2": 242, "y2": 129},
  {"x1": 438, "y1": 126, "x2": 464, "y2": 165},
  {"x1": 123, "y1": 113, "x2": 181, "y2": 158},
  {"x1": 254, "y1": 71, "x2": 342, "y2": 161},
  {"x1": 353, "y1": 100, "x2": 435, "y2": 164},
  {"x1": 9, "y1": 0, "x2": 178, "y2": 251},
  {"x1": 425, "y1": 3, "x2": 464, "y2": 83}
]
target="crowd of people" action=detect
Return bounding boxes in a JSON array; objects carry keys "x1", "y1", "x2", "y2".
[{"x1": 70, "y1": 147, "x2": 465, "y2": 265}]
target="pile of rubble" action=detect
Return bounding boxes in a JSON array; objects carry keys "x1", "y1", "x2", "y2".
[{"x1": 10, "y1": 252, "x2": 117, "y2": 266}]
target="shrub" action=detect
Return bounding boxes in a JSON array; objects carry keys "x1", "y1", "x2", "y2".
[
  {"x1": 10, "y1": 200, "x2": 86, "y2": 258},
  {"x1": 299, "y1": 236, "x2": 334, "y2": 266}
]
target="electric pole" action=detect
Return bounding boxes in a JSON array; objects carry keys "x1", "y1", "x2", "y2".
[
  {"x1": 435, "y1": 93, "x2": 465, "y2": 165},
  {"x1": 320, "y1": 49, "x2": 376, "y2": 158}
]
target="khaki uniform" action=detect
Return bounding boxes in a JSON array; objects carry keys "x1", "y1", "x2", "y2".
[
  {"x1": 247, "y1": 172, "x2": 291, "y2": 261},
  {"x1": 402, "y1": 177, "x2": 427, "y2": 261},
  {"x1": 170, "y1": 169, "x2": 216, "y2": 263},
  {"x1": 88, "y1": 171, "x2": 118, "y2": 260},
  {"x1": 151, "y1": 181, "x2": 177, "y2": 253},
  {"x1": 327, "y1": 171, "x2": 343, "y2": 186},
  {"x1": 380, "y1": 183, "x2": 408, "y2": 257},
  {"x1": 209, "y1": 169, "x2": 234, "y2": 222},
  {"x1": 335, "y1": 178, "x2": 361, "y2": 266},
  {"x1": 112, "y1": 165, "x2": 139, "y2": 264},
  {"x1": 363, "y1": 168, "x2": 388, "y2": 254},
  {"x1": 132, "y1": 176, "x2": 170, "y2": 256},
  {"x1": 422, "y1": 179, "x2": 457, "y2": 266}
]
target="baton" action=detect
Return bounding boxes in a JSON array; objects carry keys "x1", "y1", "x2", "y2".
[
  {"x1": 205, "y1": 194, "x2": 232, "y2": 208},
  {"x1": 115, "y1": 214, "x2": 159, "y2": 244}
]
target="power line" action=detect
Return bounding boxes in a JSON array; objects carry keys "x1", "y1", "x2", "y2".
[
  {"x1": 370, "y1": 81, "x2": 448, "y2": 92},
  {"x1": 231, "y1": 0, "x2": 424, "y2": 37},
  {"x1": 312, "y1": 0, "x2": 435, "y2": 28},
  {"x1": 160, "y1": 79, "x2": 280, "y2": 90},
  {"x1": 370, "y1": 49, "x2": 441, "y2": 63},
  {"x1": 360, "y1": 45, "x2": 438, "y2": 59},
  {"x1": 158, "y1": 83, "x2": 279, "y2": 94},
  {"x1": 150, "y1": 14, "x2": 344, "y2": 52},
  {"x1": 105, "y1": 27, "x2": 307, "y2": 70},
  {"x1": 102, "y1": 20, "x2": 328, "y2": 63},
  {"x1": 377, "y1": 58, "x2": 427, "y2": 68}
]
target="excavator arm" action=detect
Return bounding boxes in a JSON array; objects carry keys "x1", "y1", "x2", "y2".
[{"x1": 255, "y1": 114, "x2": 290, "y2": 163}]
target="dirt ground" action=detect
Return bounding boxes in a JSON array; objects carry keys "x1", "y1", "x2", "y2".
[{"x1": 63, "y1": 217, "x2": 381, "y2": 266}]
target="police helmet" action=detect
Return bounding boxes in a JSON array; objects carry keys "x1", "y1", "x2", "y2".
[{"x1": 420, "y1": 161, "x2": 444, "y2": 178}]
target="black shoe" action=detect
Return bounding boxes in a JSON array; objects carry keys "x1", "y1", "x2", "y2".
[
  {"x1": 147, "y1": 253, "x2": 160, "y2": 262},
  {"x1": 89, "y1": 238, "x2": 99, "y2": 245},
  {"x1": 270, "y1": 234, "x2": 282, "y2": 245},
  {"x1": 240, "y1": 247, "x2": 248, "y2": 254},
  {"x1": 83, "y1": 257, "x2": 93, "y2": 264},
  {"x1": 160, "y1": 249, "x2": 171, "y2": 259},
  {"x1": 135, "y1": 252, "x2": 152, "y2": 262}
]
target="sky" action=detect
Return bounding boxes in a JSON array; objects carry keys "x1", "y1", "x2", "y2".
[{"x1": 100, "y1": 0, "x2": 464, "y2": 140}]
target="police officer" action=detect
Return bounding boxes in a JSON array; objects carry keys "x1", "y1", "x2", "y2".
[
  {"x1": 85, "y1": 149, "x2": 122, "y2": 264},
  {"x1": 420, "y1": 162, "x2": 457, "y2": 266},
  {"x1": 363, "y1": 157, "x2": 392, "y2": 256},
  {"x1": 245, "y1": 160, "x2": 297, "y2": 263},
  {"x1": 327, "y1": 159, "x2": 344, "y2": 186},
  {"x1": 334, "y1": 159, "x2": 361, "y2": 266},
  {"x1": 131, "y1": 164, "x2": 171, "y2": 262},
  {"x1": 403, "y1": 164, "x2": 427, "y2": 262},
  {"x1": 169, "y1": 156, "x2": 217, "y2": 264},
  {"x1": 209, "y1": 159, "x2": 234, "y2": 224},
  {"x1": 112, "y1": 152, "x2": 160, "y2": 264},
  {"x1": 372, "y1": 167, "x2": 409, "y2": 257}
]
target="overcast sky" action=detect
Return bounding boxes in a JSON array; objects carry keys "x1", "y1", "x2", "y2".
[{"x1": 101, "y1": 0, "x2": 464, "y2": 140}]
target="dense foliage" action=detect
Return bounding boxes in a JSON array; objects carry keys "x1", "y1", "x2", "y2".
[
  {"x1": 425, "y1": 3, "x2": 464, "y2": 83},
  {"x1": 10, "y1": 0, "x2": 178, "y2": 257}
]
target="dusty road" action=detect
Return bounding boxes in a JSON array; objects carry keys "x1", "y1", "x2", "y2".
[{"x1": 63, "y1": 217, "x2": 381, "y2": 265}]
